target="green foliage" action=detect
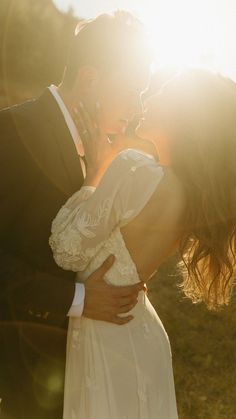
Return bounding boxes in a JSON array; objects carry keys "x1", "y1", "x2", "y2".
[
  {"x1": 149, "y1": 256, "x2": 236, "y2": 419},
  {"x1": 0, "y1": 0, "x2": 78, "y2": 106}
]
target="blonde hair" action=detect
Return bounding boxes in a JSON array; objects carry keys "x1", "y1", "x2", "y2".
[{"x1": 158, "y1": 69, "x2": 236, "y2": 309}]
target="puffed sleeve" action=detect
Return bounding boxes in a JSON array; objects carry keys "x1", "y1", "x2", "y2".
[{"x1": 49, "y1": 149, "x2": 163, "y2": 272}]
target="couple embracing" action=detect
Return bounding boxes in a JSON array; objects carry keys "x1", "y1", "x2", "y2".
[{"x1": 1, "y1": 11, "x2": 235, "y2": 419}]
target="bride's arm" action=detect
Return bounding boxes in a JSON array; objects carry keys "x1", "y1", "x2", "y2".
[
  {"x1": 49, "y1": 150, "x2": 164, "y2": 273},
  {"x1": 49, "y1": 152, "x2": 134, "y2": 272}
]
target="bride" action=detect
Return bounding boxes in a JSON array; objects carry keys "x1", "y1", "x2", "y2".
[{"x1": 49, "y1": 68, "x2": 236, "y2": 418}]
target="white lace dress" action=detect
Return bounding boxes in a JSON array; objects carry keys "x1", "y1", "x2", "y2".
[{"x1": 49, "y1": 149, "x2": 179, "y2": 419}]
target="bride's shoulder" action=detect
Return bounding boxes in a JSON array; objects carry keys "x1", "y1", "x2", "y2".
[
  {"x1": 118, "y1": 148, "x2": 155, "y2": 161},
  {"x1": 102, "y1": 148, "x2": 162, "y2": 187},
  {"x1": 111, "y1": 148, "x2": 158, "y2": 171}
]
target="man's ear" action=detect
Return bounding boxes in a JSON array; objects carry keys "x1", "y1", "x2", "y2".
[{"x1": 76, "y1": 65, "x2": 99, "y2": 92}]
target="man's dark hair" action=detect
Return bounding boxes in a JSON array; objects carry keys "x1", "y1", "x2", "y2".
[{"x1": 63, "y1": 10, "x2": 151, "y2": 88}]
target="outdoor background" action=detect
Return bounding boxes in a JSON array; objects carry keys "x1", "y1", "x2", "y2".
[{"x1": 0, "y1": 1, "x2": 235, "y2": 418}]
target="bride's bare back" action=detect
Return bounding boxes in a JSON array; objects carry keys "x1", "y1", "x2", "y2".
[{"x1": 121, "y1": 167, "x2": 186, "y2": 281}]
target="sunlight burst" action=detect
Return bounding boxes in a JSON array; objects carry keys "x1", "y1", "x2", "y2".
[
  {"x1": 53, "y1": 0, "x2": 236, "y2": 81},
  {"x1": 139, "y1": 0, "x2": 225, "y2": 71}
]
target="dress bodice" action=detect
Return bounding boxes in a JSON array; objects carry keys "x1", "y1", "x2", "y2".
[{"x1": 76, "y1": 227, "x2": 140, "y2": 286}]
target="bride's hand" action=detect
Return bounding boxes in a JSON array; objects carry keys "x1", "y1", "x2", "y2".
[{"x1": 74, "y1": 102, "x2": 117, "y2": 186}]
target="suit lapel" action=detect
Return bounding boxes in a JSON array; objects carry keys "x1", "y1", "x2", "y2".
[{"x1": 20, "y1": 89, "x2": 84, "y2": 197}]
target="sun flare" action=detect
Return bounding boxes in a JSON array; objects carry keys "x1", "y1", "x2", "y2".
[
  {"x1": 53, "y1": 0, "x2": 236, "y2": 81},
  {"x1": 138, "y1": 0, "x2": 227, "y2": 72}
]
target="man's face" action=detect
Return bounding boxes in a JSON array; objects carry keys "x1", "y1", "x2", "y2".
[{"x1": 95, "y1": 67, "x2": 150, "y2": 135}]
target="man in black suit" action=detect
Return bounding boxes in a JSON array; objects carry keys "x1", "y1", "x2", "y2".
[{"x1": 0, "y1": 11, "x2": 151, "y2": 418}]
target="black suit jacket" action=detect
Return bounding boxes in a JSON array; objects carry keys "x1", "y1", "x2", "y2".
[
  {"x1": 0, "y1": 89, "x2": 84, "y2": 418},
  {"x1": 0, "y1": 88, "x2": 84, "y2": 327}
]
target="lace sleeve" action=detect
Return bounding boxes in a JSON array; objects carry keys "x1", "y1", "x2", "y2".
[
  {"x1": 49, "y1": 149, "x2": 163, "y2": 272},
  {"x1": 49, "y1": 186, "x2": 99, "y2": 271}
]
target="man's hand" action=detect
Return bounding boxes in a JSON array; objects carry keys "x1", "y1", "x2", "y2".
[{"x1": 83, "y1": 255, "x2": 146, "y2": 325}]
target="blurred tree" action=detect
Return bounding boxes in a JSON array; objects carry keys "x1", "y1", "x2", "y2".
[{"x1": 0, "y1": 0, "x2": 79, "y2": 107}]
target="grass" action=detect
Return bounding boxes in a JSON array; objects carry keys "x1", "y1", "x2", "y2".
[{"x1": 148, "y1": 256, "x2": 236, "y2": 419}]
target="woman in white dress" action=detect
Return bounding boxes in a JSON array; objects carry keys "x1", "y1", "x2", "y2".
[{"x1": 49, "y1": 69, "x2": 236, "y2": 418}]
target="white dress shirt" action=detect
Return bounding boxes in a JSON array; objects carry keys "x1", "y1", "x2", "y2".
[{"x1": 49, "y1": 85, "x2": 85, "y2": 317}]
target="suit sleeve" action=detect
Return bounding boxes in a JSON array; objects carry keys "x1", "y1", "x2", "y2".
[{"x1": 0, "y1": 107, "x2": 76, "y2": 328}]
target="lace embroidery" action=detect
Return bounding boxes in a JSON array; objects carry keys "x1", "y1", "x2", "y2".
[
  {"x1": 75, "y1": 198, "x2": 111, "y2": 238},
  {"x1": 51, "y1": 188, "x2": 95, "y2": 234},
  {"x1": 49, "y1": 197, "x2": 112, "y2": 271},
  {"x1": 122, "y1": 209, "x2": 135, "y2": 220}
]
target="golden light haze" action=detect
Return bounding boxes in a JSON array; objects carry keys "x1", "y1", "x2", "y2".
[{"x1": 54, "y1": 0, "x2": 236, "y2": 80}]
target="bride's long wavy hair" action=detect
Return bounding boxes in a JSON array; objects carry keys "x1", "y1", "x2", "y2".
[{"x1": 158, "y1": 69, "x2": 236, "y2": 309}]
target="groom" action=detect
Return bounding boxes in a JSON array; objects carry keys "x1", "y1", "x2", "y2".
[{"x1": 0, "y1": 11, "x2": 151, "y2": 419}]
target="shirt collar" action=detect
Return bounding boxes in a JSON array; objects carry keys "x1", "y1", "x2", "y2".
[{"x1": 48, "y1": 85, "x2": 85, "y2": 157}]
